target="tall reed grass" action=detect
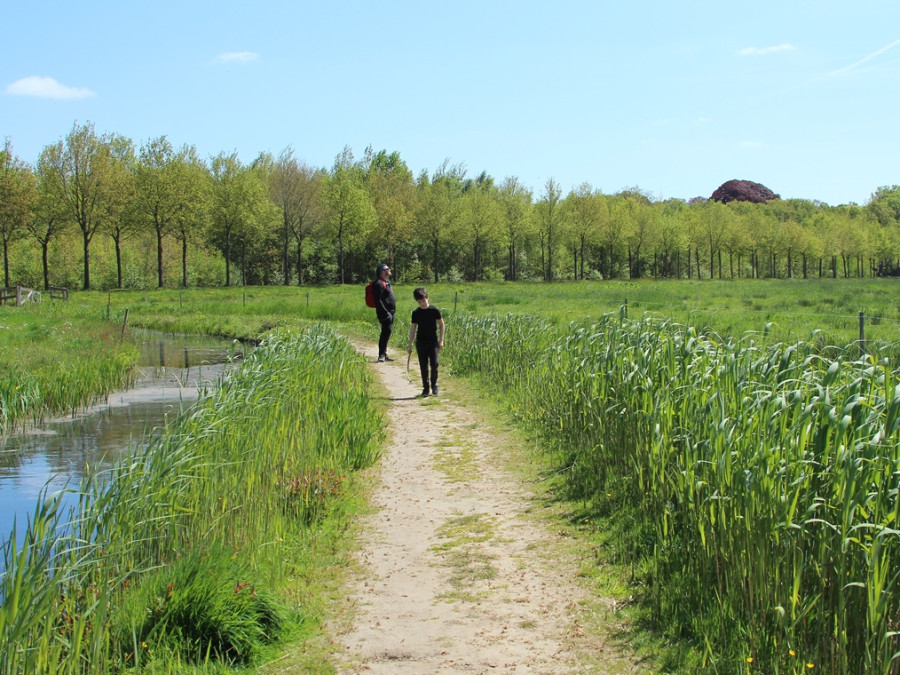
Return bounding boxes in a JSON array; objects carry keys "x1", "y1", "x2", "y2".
[
  {"x1": 449, "y1": 312, "x2": 900, "y2": 673},
  {"x1": 0, "y1": 325, "x2": 383, "y2": 672}
]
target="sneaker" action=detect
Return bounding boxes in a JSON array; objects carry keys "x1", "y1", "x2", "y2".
[
  {"x1": 377, "y1": 355, "x2": 385, "y2": 363},
  {"x1": 421, "y1": 387, "x2": 430, "y2": 397},
  {"x1": 431, "y1": 385, "x2": 439, "y2": 396}
]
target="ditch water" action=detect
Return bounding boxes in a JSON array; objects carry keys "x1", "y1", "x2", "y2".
[{"x1": 0, "y1": 332, "x2": 245, "y2": 548}]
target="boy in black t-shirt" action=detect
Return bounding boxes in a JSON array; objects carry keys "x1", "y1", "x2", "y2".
[{"x1": 407, "y1": 287, "x2": 445, "y2": 397}]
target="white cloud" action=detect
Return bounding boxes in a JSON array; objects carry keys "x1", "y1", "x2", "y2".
[
  {"x1": 739, "y1": 44, "x2": 797, "y2": 56},
  {"x1": 214, "y1": 51, "x2": 260, "y2": 64},
  {"x1": 5, "y1": 76, "x2": 95, "y2": 99}
]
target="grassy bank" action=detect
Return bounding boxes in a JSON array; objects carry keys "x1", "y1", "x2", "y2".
[
  {"x1": 1, "y1": 326, "x2": 383, "y2": 672},
  {"x1": 0, "y1": 301, "x2": 138, "y2": 431},
  {"x1": 447, "y1": 312, "x2": 900, "y2": 673}
]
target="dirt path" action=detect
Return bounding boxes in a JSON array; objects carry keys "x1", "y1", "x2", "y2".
[{"x1": 331, "y1": 347, "x2": 646, "y2": 674}]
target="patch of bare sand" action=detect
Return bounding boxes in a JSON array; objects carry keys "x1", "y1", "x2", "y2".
[{"x1": 332, "y1": 346, "x2": 646, "y2": 674}]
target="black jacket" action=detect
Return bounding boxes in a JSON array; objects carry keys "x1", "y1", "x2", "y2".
[{"x1": 373, "y1": 278, "x2": 395, "y2": 320}]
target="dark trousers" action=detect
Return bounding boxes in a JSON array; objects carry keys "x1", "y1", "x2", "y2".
[
  {"x1": 378, "y1": 313, "x2": 394, "y2": 356},
  {"x1": 416, "y1": 340, "x2": 439, "y2": 387}
]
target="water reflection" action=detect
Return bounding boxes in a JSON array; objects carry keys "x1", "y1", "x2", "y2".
[{"x1": 0, "y1": 333, "x2": 242, "y2": 544}]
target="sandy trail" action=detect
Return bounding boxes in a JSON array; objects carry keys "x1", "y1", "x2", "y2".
[{"x1": 332, "y1": 346, "x2": 644, "y2": 674}]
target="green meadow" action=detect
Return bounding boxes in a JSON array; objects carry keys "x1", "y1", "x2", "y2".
[{"x1": 1, "y1": 278, "x2": 899, "y2": 672}]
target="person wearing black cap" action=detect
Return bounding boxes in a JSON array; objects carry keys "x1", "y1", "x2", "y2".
[{"x1": 373, "y1": 263, "x2": 396, "y2": 362}]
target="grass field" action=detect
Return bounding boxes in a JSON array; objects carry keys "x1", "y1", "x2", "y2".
[
  {"x1": 3, "y1": 278, "x2": 898, "y2": 431},
  {"x1": 85, "y1": 276, "x2": 900, "y2": 345},
  {"x1": 2, "y1": 278, "x2": 899, "y2": 672}
]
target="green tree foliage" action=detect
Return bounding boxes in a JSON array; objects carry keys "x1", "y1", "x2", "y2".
[
  {"x1": 268, "y1": 146, "x2": 325, "y2": 286},
  {"x1": 103, "y1": 135, "x2": 138, "y2": 289},
  {"x1": 169, "y1": 145, "x2": 211, "y2": 288},
  {"x1": 39, "y1": 122, "x2": 127, "y2": 290},
  {"x1": 0, "y1": 139, "x2": 36, "y2": 288},
  {"x1": 562, "y1": 183, "x2": 606, "y2": 280},
  {"x1": 498, "y1": 177, "x2": 533, "y2": 281},
  {"x1": 535, "y1": 178, "x2": 562, "y2": 280},
  {"x1": 415, "y1": 160, "x2": 466, "y2": 283},
  {"x1": 5, "y1": 121, "x2": 900, "y2": 287},
  {"x1": 135, "y1": 136, "x2": 190, "y2": 288},
  {"x1": 867, "y1": 185, "x2": 900, "y2": 226},
  {"x1": 363, "y1": 147, "x2": 416, "y2": 267},
  {"x1": 209, "y1": 152, "x2": 272, "y2": 286},
  {"x1": 324, "y1": 148, "x2": 376, "y2": 284},
  {"x1": 455, "y1": 173, "x2": 502, "y2": 282},
  {"x1": 29, "y1": 148, "x2": 70, "y2": 290}
]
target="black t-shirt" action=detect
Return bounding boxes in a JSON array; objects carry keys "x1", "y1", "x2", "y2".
[{"x1": 411, "y1": 306, "x2": 442, "y2": 342}]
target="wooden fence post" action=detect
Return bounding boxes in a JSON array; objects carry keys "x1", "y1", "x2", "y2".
[{"x1": 859, "y1": 311, "x2": 866, "y2": 358}]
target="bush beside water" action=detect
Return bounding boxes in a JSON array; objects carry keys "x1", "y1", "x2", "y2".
[
  {"x1": 448, "y1": 312, "x2": 900, "y2": 673},
  {"x1": 0, "y1": 326, "x2": 383, "y2": 672}
]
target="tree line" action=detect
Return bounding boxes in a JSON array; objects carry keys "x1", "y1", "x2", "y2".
[{"x1": 2, "y1": 121, "x2": 899, "y2": 291}]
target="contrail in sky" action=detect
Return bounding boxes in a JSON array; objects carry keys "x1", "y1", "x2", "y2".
[{"x1": 829, "y1": 38, "x2": 900, "y2": 77}]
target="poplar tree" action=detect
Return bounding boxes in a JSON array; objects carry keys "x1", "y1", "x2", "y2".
[
  {"x1": 324, "y1": 148, "x2": 376, "y2": 284},
  {"x1": 498, "y1": 176, "x2": 532, "y2": 282},
  {"x1": 267, "y1": 147, "x2": 325, "y2": 285},
  {"x1": 40, "y1": 122, "x2": 119, "y2": 290},
  {"x1": 135, "y1": 136, "x2": 182, "y2": 287},
  {"x1": 209, "y1": 151, "x2": 270, "y2": 286},
  {"x1": 0, "y1": 139, "x2": 36, "y2": 288},
  {"x1": 535, "y1": 178, "x2": 561, "y2": 280},
  {"x1": 30, "y1": 148, "x2": 70, "y2": 290}
]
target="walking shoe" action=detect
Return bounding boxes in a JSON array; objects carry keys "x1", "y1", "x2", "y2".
[
  {"x1": 377, "y1": 354, "x2": 385, "y2": 362},
  {"x1": 431, "y1": 385, "x2": 439, "y2": 396},
  {"x1": 383, "y1": 355, "x2": 394, "y2": 361},
  {"x1": 421, "y1": 387, "x2": 430, "y2": 397}
]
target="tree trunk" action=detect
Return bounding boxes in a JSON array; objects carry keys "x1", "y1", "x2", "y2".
[
  {"x1": 42, "y1": 241, "x2": 50, "y2": 290},
  {"x1": 182, "y1": 237, "x2": 189, "y2": 288},
  {"x1": 283, "y1": 225, "x2": 291, "y2": 286},
  {"x1": 224, "y1": 233, "x2": 232, "y2": 287},
  {"x1": 157, "y1": 228, "x2": 164, "y2": 288},
  {"x1": 116, "y1": 239, "x2": 123, "y2": 289},
  {"x1": 299, "y1": 239, "x2": 306, "y2": 285},
  {"x1": 432, "y1": 238, "x2": 439, "y2": 284},
  {"x1": 2, "y1": 239, "x2": 9, "y2": 288},
  {"x1": 241, "y1": 242, "x2": 247, "y2": 286},
  {"x1": 83, "y1": 231, "x2": 91, "y2": 291}
]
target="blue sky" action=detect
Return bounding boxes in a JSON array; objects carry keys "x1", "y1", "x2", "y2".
[{"x1": 2, "y1": 1, "x2": 898, "y2": 206}]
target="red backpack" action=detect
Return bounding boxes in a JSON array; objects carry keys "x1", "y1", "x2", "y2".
[{"x1": 365, "y1": 282, "x2": 376, "y2": 308}]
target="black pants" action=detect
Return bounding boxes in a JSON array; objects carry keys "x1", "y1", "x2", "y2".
[
  {"x1": 378, "y1": 313, "x2": 394, "y2": 356},
  {"x1": 416, "y1": 340, "x2": 439, "y2": 387}
]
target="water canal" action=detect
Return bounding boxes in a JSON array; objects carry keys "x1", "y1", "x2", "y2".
[{"x1": 0, "y1": 332, "x2": 244, "y2": 544}]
